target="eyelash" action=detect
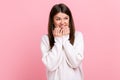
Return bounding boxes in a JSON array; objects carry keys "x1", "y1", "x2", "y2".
[
  {"x1": 56, "y1": 18, "x2": 60, "y2": 20},
  {"x1": 56, "y1": 18, "x2": 68, "y2": 20},
  {"x1": 64, "y1": 17, "x2": 68, "y2": 19}
]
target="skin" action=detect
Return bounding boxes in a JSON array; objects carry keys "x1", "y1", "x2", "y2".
[{"x1": 53, "y1": 12, "x2": 70, "y2": 37}]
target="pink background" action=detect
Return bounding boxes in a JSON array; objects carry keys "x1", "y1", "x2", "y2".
[{"x1": 0, "y1": 0, "x2": 120, "y2": 80}]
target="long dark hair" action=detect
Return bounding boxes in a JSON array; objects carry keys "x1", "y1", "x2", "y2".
[{"x1": 48, "y1": 3, "x2": 75, "y2": 49}]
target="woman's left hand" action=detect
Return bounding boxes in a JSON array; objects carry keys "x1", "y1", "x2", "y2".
[{"x1": 61, "y1": 27, "x2": 70, "y2": 35}]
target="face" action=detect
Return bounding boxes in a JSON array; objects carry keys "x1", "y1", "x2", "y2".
[{"x1": 53, "y1": 12, "x2": 69, "y2": 29}]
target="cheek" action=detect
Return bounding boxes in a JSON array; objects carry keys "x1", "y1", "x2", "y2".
[
  {"x1": 53, "y1": 21, "x2": 61, "y2": 27},
  {"x1": 65, "y1": 19, "x2": 69, "y2": 23},
  {"x1": 65, "y1": 20, "x2": 69, "y2": 25},
  {"x1": 54, "y1": 21, "x2": 60, "y2": 25}
]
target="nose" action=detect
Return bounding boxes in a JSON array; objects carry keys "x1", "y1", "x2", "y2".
[
  {"x1": 60, "y1": 20, "x2": 65, "y2": 28},
  {"x1": 61, "y1": 19, "x2": 65, "y2": 24},
  {"x1": 60, "y1": 19, "x2": 65, "y2": 25}
]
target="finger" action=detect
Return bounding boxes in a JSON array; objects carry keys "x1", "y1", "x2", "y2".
[
  {"x1": 54, "y1": 29, "x2": 58, "y2": 36},
  {"x1": 54, "y1": 28, "x2": 59, "y2": 36},
  {"x1": 67, "y1": 27, "x2": 70, "y2": 34},
  {"x1": 63, "y1": 27, "x2": 67, "y2": 35},
  {"x1": 52, "y1": 30, "x2": 56, "y2": 37},
  {"x1": 56, "y1": 27, "x2": 61, "y2": 36},
  {"x1": 64, "y1": 27, "x2": 69, "y2": 35},
  {"x1": 61, "y1": 28, "x2": 64, "y2": 35}
]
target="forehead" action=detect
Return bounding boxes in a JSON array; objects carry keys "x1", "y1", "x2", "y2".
[{"x1": 54, "y1": 12, "x2": 69, "y2": 18}]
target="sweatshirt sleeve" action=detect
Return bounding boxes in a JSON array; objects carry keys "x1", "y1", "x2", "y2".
[
  {"x1": 63, "y1": 32, "x2": 84, "y2": 68},
  {"x1": 40, "y1": 35, "x2": 63, "y2": 71}
]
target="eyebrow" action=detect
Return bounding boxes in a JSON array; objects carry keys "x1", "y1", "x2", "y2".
[{"x1": 55, "y1": 16, "x2": 69, "y2": 18}]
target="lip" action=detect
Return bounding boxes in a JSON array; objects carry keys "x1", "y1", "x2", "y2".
[
  {"x1": 60, "y1": 25, "x2": 65, "y2": 28},
  {"x1": 59, "y1": 25, "x2": 67, "y2": 27}
]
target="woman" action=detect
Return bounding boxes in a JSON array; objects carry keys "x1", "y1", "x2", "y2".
[{"x1": 40, "y1": 3, "x2": 84, "y2": 80}]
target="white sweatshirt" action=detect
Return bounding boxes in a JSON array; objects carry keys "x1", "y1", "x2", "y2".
[{"x1": 40, "y1": 31, "x2": 84, "y2": 80}]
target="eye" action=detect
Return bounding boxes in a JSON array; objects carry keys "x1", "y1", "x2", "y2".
[
  {"x1": 56, "y1": 18, "x2": 61, "y2": 21},
  {"x1": 64, "y1": 17, "x2": 69, "y2": 20}
]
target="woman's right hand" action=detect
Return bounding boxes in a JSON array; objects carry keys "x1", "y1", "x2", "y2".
[{"x1": 52, "y1": 27, "x2": 63, "y2": 37}]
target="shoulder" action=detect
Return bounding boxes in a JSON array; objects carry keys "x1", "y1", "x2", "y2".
[
  {"x1": 41, "y1": 34, "x2": 49, "y2": 40},
  {"x1": 75, "y1": 31, "x2": 83, "y2": 38},
  {"x1": 74, "y1": 31, "x2": 84, "y2": 45},
  {"x1": 40, "y1": 34, "x2": 50, "y2": 49},
  {"x1": 41, "y1": 34, "x2": 49, "y2": 44}
]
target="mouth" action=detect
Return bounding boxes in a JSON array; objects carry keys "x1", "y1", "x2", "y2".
[{"x1": 59, "y1": 25, "x2": 68, "y2": 28}]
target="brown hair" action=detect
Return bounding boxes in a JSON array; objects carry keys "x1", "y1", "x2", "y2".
[{"x1": 48, "y1": 3, "x2": 75, "y2": 49}]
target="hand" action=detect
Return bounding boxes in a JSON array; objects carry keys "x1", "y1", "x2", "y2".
[
  {"x1": 61, "y1": 27, "x2": 70, "y2": 36},
  {"x1": 52, "y1": 27, "x2": 63, "y2": 37}
]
